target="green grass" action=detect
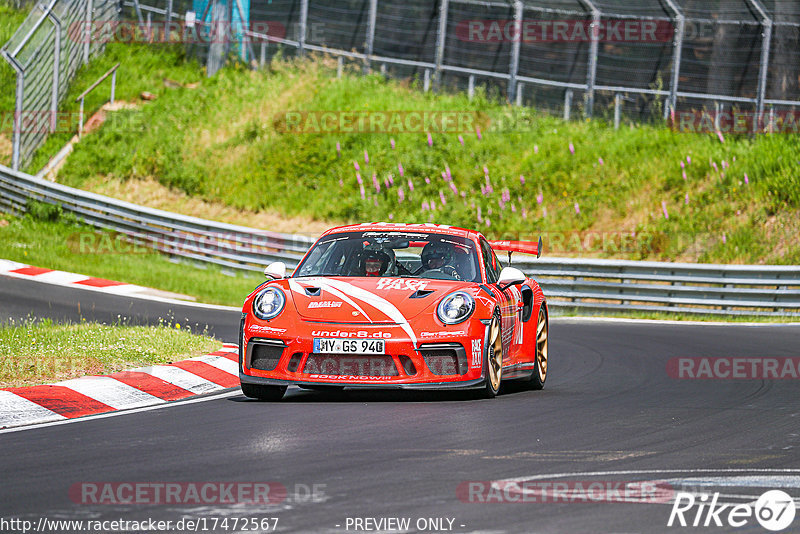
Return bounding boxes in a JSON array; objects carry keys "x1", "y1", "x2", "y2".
[
  {"x1": 551, "y1": 308, "x2": 800, "y2": 323},
  {"x1": 0, "y1": 3, "x2": 31, "y2": 116},
  {"x1": 0, "y1": 317, "x2": 222, "y2": 388},
  {"x1": 47, "y1": 56, "x2": 800, "y2": 265},
  {"x1": 22, "y1": 42, "x2": 204, "y2": 171},
  {"x1": 0, "y1": 210, "x2": 261, "y2": 306}
]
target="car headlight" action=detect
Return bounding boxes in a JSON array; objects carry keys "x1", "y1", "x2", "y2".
[
  {"x1": 253, "y1": 286, "x2": 286, "y2": 320},
  {"x1": 437, "y1": 291, "x2": 475, "y2": 325}
]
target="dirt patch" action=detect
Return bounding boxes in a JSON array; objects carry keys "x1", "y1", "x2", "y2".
[{"x1": 82, "y1": 175, "x2": 334, "y2": 236}]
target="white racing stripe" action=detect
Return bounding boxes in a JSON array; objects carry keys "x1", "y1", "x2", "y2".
[
  {"x1": 0, "y1": 391, "x2": 65, "y2": 428},
  {"x1": 131, "y1": 365, "x2": 223, "y2": 394},
  {"x1": 319, "y1": 279, "x2": 418, "y2": 345},
  {"x1": 32, "y1": 271, "x2": 90, "y2": 285},
  {"x1": 289, "y1": 278, "x2": 373, "y2": 322},
  {"x1": 57, "y1": 377, "x2": 165, "y2": 410},
  {"x1": 188, "y1": 355, "x2": 239, "y2": 375}
]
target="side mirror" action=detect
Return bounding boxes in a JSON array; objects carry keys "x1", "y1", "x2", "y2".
[
  {"x1": 497, "y1": 266, "x2": 526, "y2": 291},
  {"x1": 264, "y1": 262, "x2": 286, "y2": 280}
]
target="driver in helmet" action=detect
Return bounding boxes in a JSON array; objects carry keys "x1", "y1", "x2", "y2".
[
  {"x1": 417, "y1": 241, "x2": 463, "y2": 280},
  {"x1": 359, "y1": 247, "x2": 396, "y2": 277}
]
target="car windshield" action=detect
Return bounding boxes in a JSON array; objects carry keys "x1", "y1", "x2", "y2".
[{"x1": 293, "y1": 230, "x2": 481, "y2": 282}]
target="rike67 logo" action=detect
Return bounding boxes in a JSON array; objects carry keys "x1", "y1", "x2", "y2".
[{"x1": 668, "y1": 490, "x2": 796, "y2": 531}]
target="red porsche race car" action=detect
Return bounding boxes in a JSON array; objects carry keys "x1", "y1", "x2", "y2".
[{"x1": 238, "y1": 223, "x2": 548, "y2": 400}]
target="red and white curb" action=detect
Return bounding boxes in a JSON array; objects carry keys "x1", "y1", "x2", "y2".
[
  {"x1": 0, "y1": 343, "x2": 241, "y2": 429},
  {"x1": 0, "y1": 259, "x2": 239, "y2": 310}
]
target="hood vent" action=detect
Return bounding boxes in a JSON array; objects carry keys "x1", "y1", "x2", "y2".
[
  {"x1": 304, "y1": 287, "x2": 321, "y2": 296},
  {"x1": 409, "y1": 289, "x2": 434, "y2": 299}
]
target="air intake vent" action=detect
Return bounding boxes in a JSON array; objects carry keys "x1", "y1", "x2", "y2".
[
  {"x1": 249, "y1": 341, "x2": 285, "y2": 371},
  {"x1": 305, "y1": 287, "x2": 321, "y2": 296},
  {"x1": 410, "y1": 289, "x2": 434, "y2": 299},
  {"x1": 420, "y1": 343, "x2": 468, "y2": 376}
]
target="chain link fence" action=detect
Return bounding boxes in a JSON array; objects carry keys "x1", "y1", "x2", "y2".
[
  {"x1": 3, "y1": 0, "x2": 800, "y2": 169},
  {"x1": 1, "y1": 0, "x2": 118, "y2": 170},
  {"x1": 118, "y1": 0, "x2": 799, "y2": 124}
]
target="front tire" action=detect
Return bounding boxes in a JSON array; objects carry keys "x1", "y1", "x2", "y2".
[
  {"x1": 527, "y1": 306, "x2": 548, "y2": 390},
  {"x1": 241, "y1": 382, "x2": 286, "y2": 401},
  {"x1": 479, "y1": 312, "x2": 503, "y2": 398}
]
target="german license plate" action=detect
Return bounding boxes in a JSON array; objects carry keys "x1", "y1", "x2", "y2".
[{"x1": 313, "y1": 338, "x2": 385, "y2": 355}]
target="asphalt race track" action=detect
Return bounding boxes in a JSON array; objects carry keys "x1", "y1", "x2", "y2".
[{"x1": 1, "y1": 275, "x2": 800, "y2": 533}]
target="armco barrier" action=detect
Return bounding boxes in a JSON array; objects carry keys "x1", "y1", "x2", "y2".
[{"x1": 2, "y1": 163, "x2": 799, "y2": 317}]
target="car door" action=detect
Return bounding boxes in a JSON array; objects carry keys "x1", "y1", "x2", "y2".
[{"x1": 480, "y1": 238, "x2": 516, "y2": 362}]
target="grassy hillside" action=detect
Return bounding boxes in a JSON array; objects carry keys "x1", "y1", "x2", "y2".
[{"x1": 18, "y1": 52, "x2": 800, "y2": 264}]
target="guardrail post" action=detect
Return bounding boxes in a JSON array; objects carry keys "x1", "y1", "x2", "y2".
[
  {"x1": 468, "y1": 74, "x2": 475, "y2": 100},
  {"x1": 433, "y1": 0, "x2": 449, "y2": 91},
  {"x1": 507, "y1": 0, "x2": 522, "y2": 103},
  {"x1": 298, "y1": 0, "x2": 308, "y2": 56},
  {"x1": 564, "y1": 89, "x2": 573, "y2": 121},
  {"x1": 614, "y1": 93, "x2": 621, "y2": 129},
  {"x1": 364, "y1": 0, "x2": 378, "y2": 73},
  {"x1": 424, "y1": 68, "x2": 431, "y2": 92},
  {"x1": 516, "y1": 82, "x2": 524, "y2": 106},
  {"x1": 337, "y1": 56, "x2": 343, "y2": 78},
  {"x1": 714, "y1": 101, "x2": 722, "y2": 131}
]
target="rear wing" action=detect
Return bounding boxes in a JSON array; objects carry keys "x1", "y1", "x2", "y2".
[{"x1": 489, "y1": 236, "x2": 543, "y2": 259}]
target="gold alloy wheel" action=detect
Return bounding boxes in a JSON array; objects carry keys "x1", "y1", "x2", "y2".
[
  {"x1": 488, "y1": 316, "x2": 503, "y2": 392},
  {"x1": 536, "y1": 308, "x2": 548, "y2": 384}
]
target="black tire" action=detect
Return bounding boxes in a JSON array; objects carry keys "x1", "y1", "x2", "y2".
[
  {"x1": 527, "y1": 306, "x2": 548, "y2": 390},
  {"x1": 478, "y1": 311, "x2": 503, "y2": 398},
  {"x1": 241, "y1": 382, "x2": 286, "y2": 401}
]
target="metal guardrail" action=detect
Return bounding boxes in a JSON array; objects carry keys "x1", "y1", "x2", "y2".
[{"x1": 1, "y1": 163, "x2": 799, "y2": 317}]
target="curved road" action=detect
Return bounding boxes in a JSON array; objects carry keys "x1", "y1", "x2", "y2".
[{"x1": 1, "y1": 275, "x2": 800, "y2": 533}]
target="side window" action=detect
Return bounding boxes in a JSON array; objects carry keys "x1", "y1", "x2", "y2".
[{"x1": 480, "y1": 239, "x2": 500, "y2": 283}]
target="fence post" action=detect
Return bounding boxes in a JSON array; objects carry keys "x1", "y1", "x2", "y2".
[
  {"x1": 83, "y1": 0, "x2": 93, "y2": 64},
  {"x1": 516, "y1": 82, "x2": 523, "y2": 106},
  {"x1": 12, "y1": 71, "x2": 24, "y2": 171},
  {"x1": 364, "y1": 0, "x2": 378, "y2": 73},
  {"x1": 468, "y1": 74, "x2": 475, "y2": 100},
  {"x1": 433, "y1": 0, "x2": 449, "y2": 91},
  {"x1": 579, "y1": 0, "x2": 600, "y2": 119},
  {"x1": 745, "y1": 0, "x2": 772, "y2": 133},
  {"x1": 298, "y1": 0, "x2": 308, "y2": 56},
  {"x1": 110, "y1": 68, "x2": 116, "y2": 104},
  {"x1": 337, "y1": 56, "x2": 343, "y2": 78},
  {"x1": 166, "y1": 0, "x2": 173, "y2": 41},
  {"x1": 662, "y1": 0, "x2": 684, "y2": 120},
  {"x1": 45, "y1": 8, "x2": 62, "y2": 134},
  {"x1": 507, "y1": 0, "x2": 522, "y2": 103},
  {"x1": 424, "y1": 68, "x2": 431, "y2": 92},
  {"x1": 755, "y1": 20, "x2": 772, "y2": 133},
  {"x1": 714, "y1": 101, "x2": 722, "y2": 132},
  {"x1": 614, "y1": 93, "x2": 621, "y2": 129},
  {"x1": 564, "y1": 89, "x2": 573, "y2": 121},
  {"x1": 260, "y1": 41, "x2": 267, "y2": 67}
]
